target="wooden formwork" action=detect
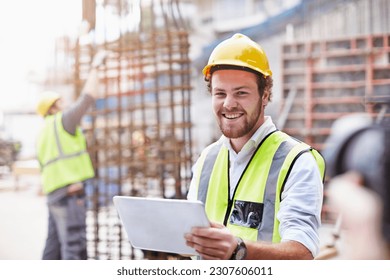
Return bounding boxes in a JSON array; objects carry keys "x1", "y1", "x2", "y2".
[
  {"x1": 281, "y1": 34, "x2": 390, "y2": 224},
  {"x1": 281, "y1": 34, "x2": 390, "y2": 151},
  {"x1": 74, "y1": 0, "x2": 193, "y2": 260}
]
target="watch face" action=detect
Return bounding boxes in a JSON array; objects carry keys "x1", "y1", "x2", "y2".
[
  {"x1": 235, "y1": 247, "x2": 247, "y2": 260},
  {"x1": 232, "y1": 237, "x2": 247, "y2": 260}
]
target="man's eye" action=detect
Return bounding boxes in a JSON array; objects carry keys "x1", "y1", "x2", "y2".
[{"x1": 214, "y1": 92, "x2": 225, "y2": 96}]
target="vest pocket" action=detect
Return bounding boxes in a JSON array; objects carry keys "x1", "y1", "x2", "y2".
[{"x1": 229, "y1": 200, "x2": 264, "y2": 229}]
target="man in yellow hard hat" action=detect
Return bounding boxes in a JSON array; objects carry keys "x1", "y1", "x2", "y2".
[
  {"x1": 36, "y1": 51, "x2": 107, "y2": 260},
  {"x1": 185, "y1": 34, "x2": 325, "y2": 260}
]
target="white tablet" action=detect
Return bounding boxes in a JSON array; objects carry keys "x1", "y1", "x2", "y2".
[{"x1": 113, "y1": 196, "x2": 210, "y2": 256}]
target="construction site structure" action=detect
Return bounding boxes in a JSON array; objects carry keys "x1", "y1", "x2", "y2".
[
  {"x1": 280, "y1": 33, "x2": 390, "y2": 150},
  {"x1": 53, "y1": 0, "x2": 194, "y2": 260},
  {"x1": 280, "y1": 33, "x2": 390, "y2": 222},
  {"x1": 43, "y1": 0, "x2": 390, "y2": 260}
]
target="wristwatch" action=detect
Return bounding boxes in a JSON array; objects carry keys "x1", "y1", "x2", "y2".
[{"x1": 230, "y1": 237, "x2": 247, "y2": 260}]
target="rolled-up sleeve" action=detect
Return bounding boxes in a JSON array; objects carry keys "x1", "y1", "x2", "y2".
[{"x1": 277, "y1": 152, "x2": 324, "y2": 257}]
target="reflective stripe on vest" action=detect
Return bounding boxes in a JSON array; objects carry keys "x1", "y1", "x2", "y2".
[
  {"x1": 195, "y1": 130, "x2": 324, "y2": 243},
  {"x1": 37, "y1": 113, "x2": 95, "y2": 194}
]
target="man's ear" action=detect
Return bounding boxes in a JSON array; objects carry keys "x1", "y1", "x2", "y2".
[
  {"x1": 47, "y1": 100, "x2": 60, "y2": 116},
  {"x1": 262, "y1": 91, "x2": 269, "y2": 106}
]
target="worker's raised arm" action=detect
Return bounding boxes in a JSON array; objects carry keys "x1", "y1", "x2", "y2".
[
  {"x1": 82, "y1": 50, "x2": 108, "y2": 98},
  {"x1": 62, "y1": 50, "x2": 108, "y2": 135}
]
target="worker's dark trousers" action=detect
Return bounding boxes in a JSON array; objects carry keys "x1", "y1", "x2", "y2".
[{"x1": 42, "y1": 195, "x2": 87, "y2": 260}]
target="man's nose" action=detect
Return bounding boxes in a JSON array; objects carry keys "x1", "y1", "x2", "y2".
[{"x1": 223, "y1": 94, "x2": 237, "y2": 109}]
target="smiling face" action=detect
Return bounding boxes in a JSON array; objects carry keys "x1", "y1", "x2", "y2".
[{"x1": 211, "y1": 69, "x2": 269, "y2": 151}]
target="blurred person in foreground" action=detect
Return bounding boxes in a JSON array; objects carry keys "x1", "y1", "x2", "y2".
[
  {"x1": 185, "y1": 34, "x2": 325, "y2": 260},
  {"x1": 36, "y1": 51, "x2": 107, "y2": 260},
  {"x1": 322, "y1": 113, "x2": 390, "y2": 259}
]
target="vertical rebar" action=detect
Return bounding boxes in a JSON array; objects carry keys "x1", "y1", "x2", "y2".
[{"x1": 78, "y1": 0, "x2": 193, "y2": 260}]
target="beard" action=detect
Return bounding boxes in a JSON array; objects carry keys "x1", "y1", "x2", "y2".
[{"x1": 217, "y1": 99, "x2": 263, "y2": 139}]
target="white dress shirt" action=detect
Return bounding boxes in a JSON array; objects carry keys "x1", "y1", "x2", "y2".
[{"x1": 187, "y1": 116, "x2": 323, "y2": 257}]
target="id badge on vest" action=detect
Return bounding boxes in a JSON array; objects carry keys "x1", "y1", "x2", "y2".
[{"x1": 230, "y1": 200, "x2": 264, "y2": 228}]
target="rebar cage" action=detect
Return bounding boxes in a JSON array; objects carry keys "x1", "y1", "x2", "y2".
[{"x1": 75, "y1": 0, "x2": 193, "y2": 260}]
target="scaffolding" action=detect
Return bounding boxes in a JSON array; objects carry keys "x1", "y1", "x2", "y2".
[{"x1": 71, "y1": 0, "x2": 193, "y2": 260}]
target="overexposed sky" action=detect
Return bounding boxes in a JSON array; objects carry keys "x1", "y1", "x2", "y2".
[{"x1": 0, "y1": 0, "x2": 81, "y2": 111}]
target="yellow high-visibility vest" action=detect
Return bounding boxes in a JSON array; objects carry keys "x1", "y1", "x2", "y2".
[
  {"x1": 37, "y1": 112, "x2": 95, "y2": 194},
  {"x1": 194, "y1": 130, "x2": 325, "y2": 242}
]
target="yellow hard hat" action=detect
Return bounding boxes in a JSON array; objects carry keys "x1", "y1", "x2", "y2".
[
  {"x1": 36, "y1": 91, "x2": 61, "y2": 117},
  {"x1": 202, "y1": 33, "x2": 272, "y2": 78}
]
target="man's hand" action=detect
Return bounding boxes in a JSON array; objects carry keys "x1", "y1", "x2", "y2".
[
  {"x1": 185, "y1": 222, "x2": 237, "y2": 260},
  {"x1": 91, "y1": 50, "x2": 109, "y2": 69},
  {"x1": 82, "y1": 70, "x2": 99, "y2": 98},
  {"x1": 327, "y1": 172, "x2": 388, "y2": 259},
  {"x1": 82, "y1": 50, "x2": 110, "y2": 98}
]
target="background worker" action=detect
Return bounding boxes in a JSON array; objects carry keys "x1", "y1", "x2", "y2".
[
  {"x1": 185, "y1": 34, "x2": 325, "y2": 260},
  {"x1": 36, "y1": 51, "x2": 106, "y2": 260}
]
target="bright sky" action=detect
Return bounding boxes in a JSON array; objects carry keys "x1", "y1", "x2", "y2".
[{"x1": 0, "y1": 0, "x2": 81, "y2": 111}]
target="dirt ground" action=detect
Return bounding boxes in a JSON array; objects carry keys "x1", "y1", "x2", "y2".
[{"x1": 0, "y1": 173, "x2": 46, "y2": 260}]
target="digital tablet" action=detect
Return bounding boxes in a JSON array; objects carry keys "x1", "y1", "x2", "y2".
[{"x1": 113, "y1": 196, "x2": 210, "y2": 255}]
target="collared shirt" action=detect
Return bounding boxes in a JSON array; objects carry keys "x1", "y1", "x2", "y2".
[{"x1": 187, "y1": 116, "x2": 323, "y2": 257}]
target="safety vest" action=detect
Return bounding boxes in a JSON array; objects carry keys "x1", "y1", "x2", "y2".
[
  {"x1": 194, "y1": 130, "x2": 325, "y2": 243},
  {"x1": 37, "y1": 112, "x2": 95, "y2": 194}
]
